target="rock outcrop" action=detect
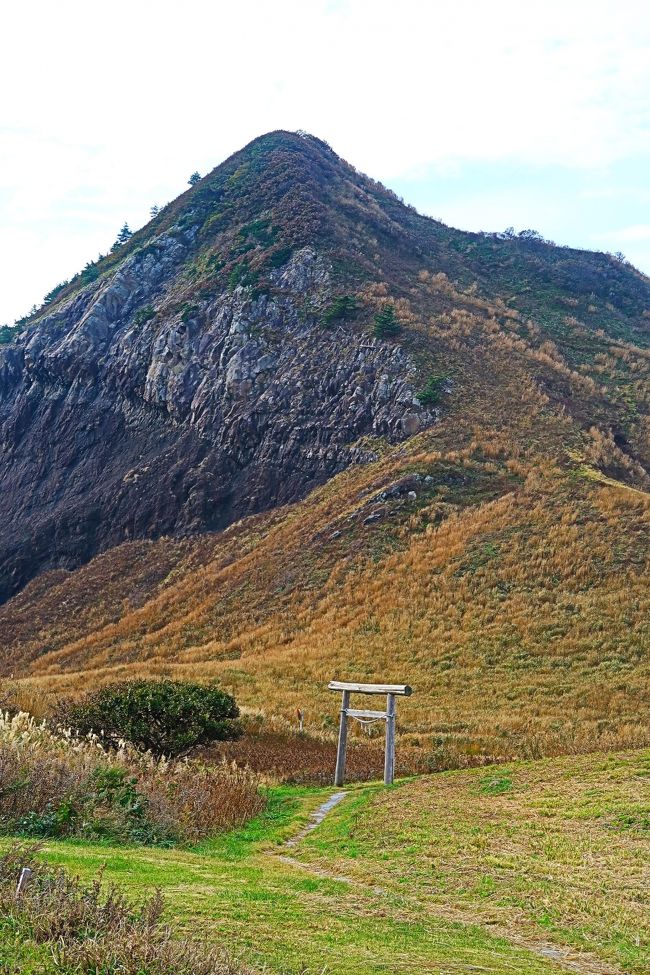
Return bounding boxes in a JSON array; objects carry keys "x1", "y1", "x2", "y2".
[{"x1": 0, "y1": 241, "x2": 430, "y2": 600}]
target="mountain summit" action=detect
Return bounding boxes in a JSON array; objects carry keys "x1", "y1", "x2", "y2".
[{"x1": 0, "y1": 131, "x2": 648, "y2": 603}]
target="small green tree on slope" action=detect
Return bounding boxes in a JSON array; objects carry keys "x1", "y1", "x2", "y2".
[
  {"x1": 111, "y1": 222, "x2": 133, "y2": 252},
  {"x1": 374, "y1": 303, "x2": 400, "y2": 339}
]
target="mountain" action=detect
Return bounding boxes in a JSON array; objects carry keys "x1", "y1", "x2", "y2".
[{"x1": 0, "y1": 131, "x2": 648, "y2": 757}]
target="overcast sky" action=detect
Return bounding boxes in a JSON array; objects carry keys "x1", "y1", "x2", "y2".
[{"x1": 1, "y1": 0, "x2": 649, "y2": 324}]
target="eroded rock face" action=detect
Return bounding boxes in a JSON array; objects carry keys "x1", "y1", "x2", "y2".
[{"x1": 0, "y1": 245, "x2": 432, "y2": 600}]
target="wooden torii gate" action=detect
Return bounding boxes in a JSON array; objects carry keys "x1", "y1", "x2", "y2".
[{"x1": 328, "y1": 680, "x2": 412, "y2": 786}]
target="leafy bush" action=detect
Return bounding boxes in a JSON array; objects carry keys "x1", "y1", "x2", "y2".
[
  {"x1": 323, "y1": 294, "x2": 358, "y2": 327},
  {"x1": 43, "y1": 280, "x2": 69, "y2": 304},
  {"x1": 133, "y1": 304, "x2": 156, "y2": 326},
  {"x1": 0, "y1": 844, "x2": 252, "y2": 974},
  {"x1": 242, "y1": 217, "x2": 277, "y2": 247},
  {"x1": 0, "y1": 710, "x2": 261, "y2": 844},
  {"x1": 373, "y1": 303, "x2": 400, "y2": 338},
  {"x1": 0, "y1": 324, "x2": 21, "y2": 345},
  {"x1": 266, "y1": 244, "x2": 293, "y2": 268},
  {"x1": 80, "y1": 259, "x2": 100, "y2": 284},
  {"x1": 180, "y1": 302, "x2": 199, "y2": 323},
  {"x1": 416, "y1": 374, "x2": 448, "y2": 407},
  {"x1": 227, "y1": 260, "x2": 258, "y2": 290},
  {"x1": 58, "y1": 680, "x2": 242, "y2": 758}
]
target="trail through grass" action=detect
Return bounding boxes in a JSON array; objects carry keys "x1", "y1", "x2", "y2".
[
  {"x1": 2, "y1": 783, "x2": 586, "y2": 975},
  {"x1": 294, "y1": 751, "x2": 650, "y2": 975}
]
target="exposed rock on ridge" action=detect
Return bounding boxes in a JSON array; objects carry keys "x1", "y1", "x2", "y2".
[{"x1": 0, "y1": 242, "x2": 431, "y2": 601}]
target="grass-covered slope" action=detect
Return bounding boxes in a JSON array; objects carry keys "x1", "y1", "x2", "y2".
[
  {"x1": 2, "y1": 420, "x2": 648, "y2": 762},
  {"x1": 295, "y1": 750, "x2": 650, "y2": 975},
  {"x1": 3, "y1": 751, "x2": 648, "y2": 974},
  {"x1": 4, "y1": 789, "x2": 560, "y2": 975}
]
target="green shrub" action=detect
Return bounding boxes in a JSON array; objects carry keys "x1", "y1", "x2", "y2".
[
  {"x1": 201, "y1": 209, "x2": 229, "y2": 235},
  {"x1": 17, "y1": 800, "x2": 80, "y2": 838},
  {"x1": 416, "y1": 374, "x2": 448, "y2": 407},
  {"x1": 0, "y1": 710, "x2": 262, "y2": 844},
  {"x1": 373, "y1": 303, "x2": 400, "y2": 338},
  {"x1": 58, "y1": 680, "x2": 242, "y2": 758},
  {"x1": 243, "y1": 217, "x2": 277, "y2": 247},
  {"x1": 0, "y1": 324, "x2": 20, "y2": 345},
  {"x1": 133, "y1": 304, "x2": 156, "y2": 326},
  {"x1": 43, "y1": 280, "x2": 69, "y2": 305},
  {"x1": 233, "y1": 240, "x2": 255, "y2": 257},
  {"x1": 266, "y1": 245, "x2": 293, "y2": 268},
  {"x1": 80, "y1": 260, "x2": 100, "y2": 285},
  {"x1": 228, "y1": 261, "x2": 258, "y2": 290},
  {"x1": 323, "y1": 294, "x2": 358, "y2": 327},
  {"x1": 207, "y1": 253, "x2": 225, "y2": 274}
]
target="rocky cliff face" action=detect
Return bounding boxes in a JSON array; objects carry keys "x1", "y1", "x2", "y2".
[{"x1": 0, "y1": 237, "x2": 431, "y2": 600}]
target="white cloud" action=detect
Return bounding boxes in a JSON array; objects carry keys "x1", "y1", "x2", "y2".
[{"x1": 1, "y1": 0, "x2": 649, "y2": 320}]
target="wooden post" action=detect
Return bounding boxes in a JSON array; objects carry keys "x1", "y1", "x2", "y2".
[
  {"x1": 384, "y1": 693, "x2": 396, "y2": 785},
  {"x1": 16, "y1": 866, "x2": 33, "y2": 897},
  {"x1": 334, "y1": 690, "x2": 350, "y2": 786}
]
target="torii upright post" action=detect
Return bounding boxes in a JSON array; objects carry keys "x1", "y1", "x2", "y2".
[
  {"x1": 384, "y1": 692, "x2": 396, "y2": 786},
  {"x1": 328, "y1": 681, "x2": 412, "y2": 786},
  {"x1": 334, "y1": 690, "x2": 350, "y2": 787}
]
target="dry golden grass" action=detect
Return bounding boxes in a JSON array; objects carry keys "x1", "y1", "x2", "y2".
[
  {"x1": 0, "y1": 712, "x2": 264, "y2": 844},
  {"x1": 2, "y1": 438, "x2": 647, "y2": 767},
  {"x1": 201, "y1": 718, "x2": 428, "y2": 784}
]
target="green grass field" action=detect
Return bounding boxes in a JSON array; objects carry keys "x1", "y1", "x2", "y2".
[{"x1": 3, "y1": 751, "x2": 649, "y2": 974}]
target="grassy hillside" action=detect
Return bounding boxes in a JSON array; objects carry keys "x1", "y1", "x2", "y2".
[
  {"x1": 2, "y1": 751, "x2": 648, "y2": 974},
  {"x1": 2, "y1": 425, "x2": 648, "y2": 764}
]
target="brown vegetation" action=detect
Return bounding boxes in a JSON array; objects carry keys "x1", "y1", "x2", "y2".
[
  {"x1": 0, "y1": 712, "x2": 264, "y2": 844},
  {"x1": 0, "y1": 843, "x2": 251, "y2": 974},
  {"x1": 1, "y1": 131, "x2": 648, "y2": 769},
  {"x1": 1, "y1": 428, "x2": 647, "y2": 769},
  {"x1": 202, "y1": 720, "x2": 427, "y2": 784}
]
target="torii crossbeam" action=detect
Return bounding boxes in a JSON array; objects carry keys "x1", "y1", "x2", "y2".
[{"x1": 328, "y1": 680, "x2": 412, "y2": 786}]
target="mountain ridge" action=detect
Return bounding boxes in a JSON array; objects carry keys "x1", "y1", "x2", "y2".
[{"x1": 0, "y1": 131, "x2": 648, "y2": 753}]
